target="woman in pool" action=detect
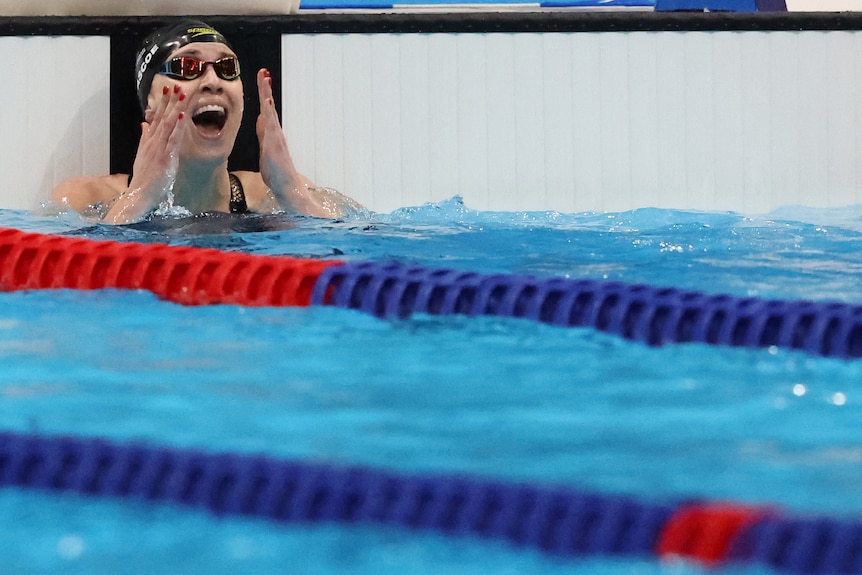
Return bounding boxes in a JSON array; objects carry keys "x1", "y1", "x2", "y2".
[{"x1": 52, "y1": 20, "x2": 360, "y2": 225}]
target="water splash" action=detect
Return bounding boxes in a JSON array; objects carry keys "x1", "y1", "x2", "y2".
[{"x1": 153, "y1": 190, "x2": 193, "y2": 219}]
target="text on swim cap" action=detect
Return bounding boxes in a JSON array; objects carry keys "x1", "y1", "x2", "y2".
[
  {"x1": 136, "y1": 44, "x2": 160, "y2": 90},
  {"x1": 186, "y1": 27, "x2": 222, "y2": 38}
]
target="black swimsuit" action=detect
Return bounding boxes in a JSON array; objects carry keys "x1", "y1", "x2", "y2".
[
  {"x1": 126, "y1": 172, "x2": 249, "y2": 214},
  {"x1": 228, "y1": 173, "x2": 249, "y2": 214}
]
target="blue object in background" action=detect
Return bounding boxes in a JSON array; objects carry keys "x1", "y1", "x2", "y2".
[
  {"x1": 756, "y1": 0, "x2": 786, "y2": 10},
  {"x1": 541, "y1": 0, "x2": 655, "y2": 7},
  {"x1": 298, "y1": 0, "x2": 789, "y2": 11},
  {"x1": 655, "y1": 0, "x2": 756, "y2": 10},
  {"x1": 302, "y1": 0, "x2": 655, "y2": 9},
  {"x1": 301, "y1": 0, "x2": 391, "y2": 8}
]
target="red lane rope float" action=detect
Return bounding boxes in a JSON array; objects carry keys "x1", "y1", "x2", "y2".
[
  {"x1": 657, "y1": 503, "x2": 772, "y2": 565},
  {"x1": 0, "y1": 227, "x2": 341, "y2": 307}
]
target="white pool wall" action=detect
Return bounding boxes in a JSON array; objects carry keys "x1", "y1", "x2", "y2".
[
  {"x1": 1, "y1": 36, "x2": 109, "y2": 212},
  {"x1": 785, "y1": 0, "x2": 862, "y2": 10},
  {"x1": 283, "y1": 30, "x2": 862, "y2": 214},
  {"x1": 5, "y1": 29, "x2": 862, "y2": 215}
]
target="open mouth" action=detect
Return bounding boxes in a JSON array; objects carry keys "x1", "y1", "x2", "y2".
[{"x1": 192, "y1": 104, "x2": 227, "y2": 136}]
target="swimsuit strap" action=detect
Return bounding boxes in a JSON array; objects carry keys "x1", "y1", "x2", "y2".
[{"x1": 228, "y1": 173, "x2": 249, "y2": 214}]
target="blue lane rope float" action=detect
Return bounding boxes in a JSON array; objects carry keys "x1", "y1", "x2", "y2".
[
  {"x1": 654, "y1": 0, "x2": 757, "y2": 11},
  {"x1": 1, "y1": 430, "x2": 862, "y2": 574},
  {"x1": 311, "y1": 260, "x2": 862, "y2": 359},
  {"x1": 2, "y1": 227, "x2": 862, "y2": 359}
]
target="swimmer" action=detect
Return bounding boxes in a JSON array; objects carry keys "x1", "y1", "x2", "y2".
[{"x1": 51, "y1": 20, "x2": 361, "y2": 225}]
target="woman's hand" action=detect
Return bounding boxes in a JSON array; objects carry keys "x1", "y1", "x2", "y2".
[
  {"x1": 256, "y1": 69, "x2": 305, "y2": 205},
  {"x1": 256, "y1": 68, "x2": 360, "y2": 218},
  {"x1": 105, "y1": 84, "x2": 189, "y2": 224}
]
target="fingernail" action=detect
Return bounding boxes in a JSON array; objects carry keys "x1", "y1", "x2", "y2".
[
  {"x1": 179, "y1": 93, "x2": 185, "y2": 101},
  {"x1": 163, "y1": 86, "x2": 169, "y2": 95},
  {"x1": 178, "y1": 112, "x2": 184, "y2": 120},
  {"x1": 264, "y1": 69, "x2": 271, "y2": 78},
  {"x1": 267, "y1": 77, "x2": 272, "y2": 87},
  {"x1": 173, "y1": 85, "x2": 180, "y2": 94}
]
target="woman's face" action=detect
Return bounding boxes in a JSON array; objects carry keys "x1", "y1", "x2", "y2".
[{"x1": 147, "y1": 42, "x2": 244, "y2": 163}]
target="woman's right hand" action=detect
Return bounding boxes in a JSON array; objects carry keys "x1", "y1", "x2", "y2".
[{"x1": 105, "y1": 84, "x2": 189, "y2": 224}]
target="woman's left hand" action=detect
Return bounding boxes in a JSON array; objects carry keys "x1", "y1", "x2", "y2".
[
  {"x1": 255, "y1": 68, "x2": 311, "y2": 209},
  {"x1": 255, "y1": 68, "x2": 362, "y2": 218}
]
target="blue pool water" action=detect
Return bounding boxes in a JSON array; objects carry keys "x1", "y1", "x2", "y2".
[{"x1": 2, "y1": 197, "x2": 862, "y2": 574}]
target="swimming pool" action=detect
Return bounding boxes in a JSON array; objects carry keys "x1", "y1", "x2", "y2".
[{"x1": 2, "y1": 198, "x2": 862, "y2": 574}]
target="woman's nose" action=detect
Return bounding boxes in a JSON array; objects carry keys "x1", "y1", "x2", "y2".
[{"x1": 198, "y1": 64, "x2": 223, "y2": 91}]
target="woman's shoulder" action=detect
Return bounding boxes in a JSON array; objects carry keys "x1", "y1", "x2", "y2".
[{"x1": 51, "y1": 174, "x2": 130, "y2": 212}]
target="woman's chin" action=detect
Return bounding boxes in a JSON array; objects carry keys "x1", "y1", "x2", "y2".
[{"x1": 184, "y1": 131, "x2": 236, "y2": 160}]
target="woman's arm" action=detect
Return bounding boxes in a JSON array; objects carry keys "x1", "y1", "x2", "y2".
[{"x1": 51, "y1": 174, "x2": 129, "y2": 218}]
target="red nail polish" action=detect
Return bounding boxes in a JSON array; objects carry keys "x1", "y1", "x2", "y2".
[
  {"x1": 264, "y1": 69, "x2": 271, "y2": 78},
  {"x1": 179, "y1": 93, "x2": 185, "y2": 101},
  {"x1": 163, "y1": 86, "x2": 169, "y2": 95},
  {"x1": 178, "y1": 112, "x2": 184, "y2": 120},
  {"x1": 173, "y1": 85, "x2": 180, "y2": 94},
  {"x1": 267, "y1": 77, "x2": 272, "y2": 87}
]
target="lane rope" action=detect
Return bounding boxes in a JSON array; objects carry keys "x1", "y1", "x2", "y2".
[
  {"x1": 2, "y1": 227, "x2": 862, "y2": 358},
  {"x1": 1, "y1": 430, "x2": 859, "y2": 574}
]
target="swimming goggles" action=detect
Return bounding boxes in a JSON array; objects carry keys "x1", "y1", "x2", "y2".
[{"x1": 158, "y1": 56, "x2": 241, "y2": 82}]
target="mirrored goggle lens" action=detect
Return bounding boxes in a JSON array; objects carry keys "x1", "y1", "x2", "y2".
[
  {"x1": 161, "y1": 57, "x2": 240, "y2": 81},
  {"x1": 212, "y1": 57, "x2": 240, "y2": 80}
]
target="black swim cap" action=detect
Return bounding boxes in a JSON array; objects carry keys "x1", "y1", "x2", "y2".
[{"x1": 135, "y1": 20, "x2": 232, "y2": 112}]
